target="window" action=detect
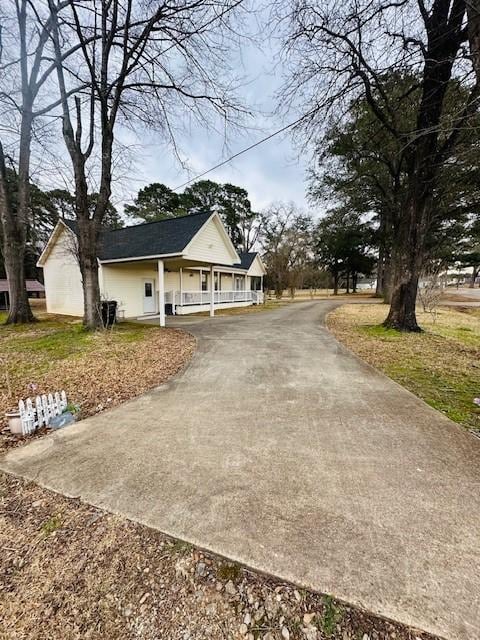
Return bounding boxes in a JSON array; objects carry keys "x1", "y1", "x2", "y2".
[
  {"x1": 201, "y1": 272, "x2": 208, "y2": 292},
  {"x1": 214, "y1": 273, "x2": 220, "y2": 291},
  {"x1": 144, "y1": 282, "x2": 153, "y2": 297},
  {"x1": 235, "y1": 275, "x2": 244, "y2": 291}
]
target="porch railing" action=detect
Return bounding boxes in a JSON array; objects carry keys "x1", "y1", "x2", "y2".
[{"x1": 173, "y1": 290, "x2": 263, "y2": 307}]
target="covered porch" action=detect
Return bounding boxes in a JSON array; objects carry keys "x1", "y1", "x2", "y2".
[{"x1": 101, "y1": 257, "x2": 264, "y2": 327}]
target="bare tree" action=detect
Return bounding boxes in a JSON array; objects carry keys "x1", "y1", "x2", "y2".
[
  {"x1": 273, "y1": 0, "x2": 480, "y2": 331},
  {"x1": 0, "y1": 0, "x2": 90, "y2": 324},
  {"x1": 0, "y1": 1, "x2": 60, "y2": 323},
  {"x1": 48, "y1": 0, "x2": 247, "y2": 329},
  {"x1": 417, "y1": 266, "x2": 445, "y2": 321},
  {"x1": 260, "y1": 202, "x2": 313, "y2": 298}
]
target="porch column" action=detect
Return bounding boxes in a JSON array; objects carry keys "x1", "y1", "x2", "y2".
[
  {"x1": 179, "y1": 267, "x2": 183, "y2": 310},
  {"x1": 158, "y1": 259, "x2": 165, "y2": 327},
  {"x1": 210, "y1": 265, "x2": 215, "y2": 317}
]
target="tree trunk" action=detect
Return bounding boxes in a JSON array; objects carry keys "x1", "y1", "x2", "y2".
[
  {"x1": 352, "y1": 272, "x2": 358, "y2": 293},
  {"x1": 77, "y1": 212, "x2": 102, "y2": 329},
  {"x1": 345, "y1": 270, "x2": 350, "y2": 294},
  {"x1": 383, "y1": 254, "x2": 393, "y2": 304},
  {"x1": 383, "y1": 199, "x2": 425, "y2": 332},
  {"x1": 470, "y1": 265, "x2": 479, "y2": 288},
  {"x1": 3, "y1": 239, "x2": 34, "y2": 323},
  {"x1": 0, "y1": 157, "x2": 35, "y2": 324},
  {"x1": 376, "y1": 246, "x2": 385, "y2": 297},
  {"x1": 333, "y1": 272, "x2": 339, "y2": 295}
]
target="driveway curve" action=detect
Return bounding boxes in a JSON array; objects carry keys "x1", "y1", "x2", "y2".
[{"x1": 2, "y1": 301, "x2": 479, "y2": 640}]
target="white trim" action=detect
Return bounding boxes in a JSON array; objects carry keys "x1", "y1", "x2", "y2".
[
  {"x1": 210, "y1": 265, "x2": 215, "y2": 317},
  {"x1": 158, "y1": 260, "x2": 165, "y2": 327},
  {"x1": 213, "y1": 265, "x2": 249, "y2": 275}
]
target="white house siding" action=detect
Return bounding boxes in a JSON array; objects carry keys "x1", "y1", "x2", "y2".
[
  {"x1": 43, "y1": 227, "x2": 84, "y2": 316},
  {"x1": 218, "y1": 273, "x2": 234, "y2": 290},
  {"x1": 247, "y1": 255, "x2": 266, "y2": 277},
  {"x1": 182, "y1": 269, "x2": 201, "y2": 292},
  {"x1": 101, "y1": 262, "x2": 160, "y2": 318},
  {"x1": 185, "y1": 217, "x2": 238, "y2": 265}
]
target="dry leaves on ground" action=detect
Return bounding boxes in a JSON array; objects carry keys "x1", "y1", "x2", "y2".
[{"x1": 0, "y1": 321, "x2": 195, "y2": 452}]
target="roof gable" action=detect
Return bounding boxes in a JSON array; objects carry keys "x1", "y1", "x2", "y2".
[
  {"x1": 238, "y1": 252, "x2": 266, "y2": 275},
  {"x1": 37, "y1": 220, "x2": 74, "y2": 267},
  {"x1": 184, "y1": 214, "x2": 240, "y2": 265}
]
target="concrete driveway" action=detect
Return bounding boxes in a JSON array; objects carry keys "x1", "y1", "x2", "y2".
[{"x1": 2, "y1": 301, "x2": 479, "y2": 640}]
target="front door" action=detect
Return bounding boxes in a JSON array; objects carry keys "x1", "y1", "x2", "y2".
[{"x1": 143, "y1": 279, "x2": 156, "y2": 314}]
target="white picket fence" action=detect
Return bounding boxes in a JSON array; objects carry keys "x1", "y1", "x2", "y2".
[{"x1": 18, "y1": 391, "x2": 68, "y2": 435}]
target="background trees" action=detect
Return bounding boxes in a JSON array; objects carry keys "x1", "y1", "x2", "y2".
[
  {"x1": 124, "y1": 184, "x2": 184, "y2": 222},
  {"x1": 126, "y1": 179, "x2": 261, "y2": 253},
  {"x1": 274, "y1": 0, "x2": 480, "y2": 330},
  {"x1": 314, "y1": 210, "x2": 375, "y2": 295},
  {"x1": 259, "y1": 203, "x2": 315, "y2": 297},
  {"x1": 309, "y1": 79, "x2": 480, "y2": 302}
]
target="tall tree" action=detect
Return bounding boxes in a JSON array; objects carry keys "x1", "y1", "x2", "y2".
[
  {"x1": 274, "y1": 0, "x2": 480, "y2": 331},
  {"x1": 309, "y1": 79, "x2": 480, "y2": 302},
  {"x1": 181, "y1": 180, "x2": 261, "y2": 251},
  {"x1": 47, "y1": 189, "x2": 124, "y2": 230},
  {"x1": 0, "y1": 0, "x2": 78, "y2": 323},
  {"x1": 124, "y1": 183, "x2": 183, "y2": 222},
  {"x1": 315, "y1": 210, "x2": 374, "y2": 295},
  {"x1": 260, "y1": 202, "x2": 314, "y2": 298},
  {"x1": 49, "y1": 0, "x2": 246, "y2": 329},
  {"x1": 126, "y1": 179, "x2": 261, "y2": 252}
]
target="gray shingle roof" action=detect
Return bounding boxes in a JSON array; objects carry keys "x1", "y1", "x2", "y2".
[
  {"x1": 63, "y1": 211, "x2": 213, "y2": 261},
  {"x1": 0, "y1": 279, "x2": 44, "y2": 293},
  {"x1": 237, "y1": 252, "x2": 257, "y2": 270}
]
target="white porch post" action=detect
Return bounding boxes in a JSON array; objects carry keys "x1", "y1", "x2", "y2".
[
  {"x1": 158, "y1": 259, "x2": 165, "y2": 327},
  {"x1": 179, "y1": 267, "x2": 183, "y2": 309},
  {"x1": 210, "y1": 265, "x2": 215, "y2": 317}
]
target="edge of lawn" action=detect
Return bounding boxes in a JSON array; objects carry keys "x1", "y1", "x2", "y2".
[{"x1": 324, "y1": 302, "x2": 480, "y2": 433}]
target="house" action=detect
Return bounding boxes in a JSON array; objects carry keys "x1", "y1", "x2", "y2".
[
  {"x1": 0, "y1": 279, "x2": 45, "y2": 310},
  {"x1": 37, "y1": 212, "x2": 266, "y2": 326}
]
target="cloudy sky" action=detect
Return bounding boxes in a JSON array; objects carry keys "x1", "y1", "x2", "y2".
[{"x1": 116, "y1": 17, "x2": 313, "y2": 216}]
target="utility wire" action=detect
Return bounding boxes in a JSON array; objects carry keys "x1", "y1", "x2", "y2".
[{"x1": 172, "y1": 109, "x2": 317, "y2": 191}]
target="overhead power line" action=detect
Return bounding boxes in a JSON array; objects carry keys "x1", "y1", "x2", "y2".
[{"x1": 172, "y1": 109, "x2": 316, "y2": 191}]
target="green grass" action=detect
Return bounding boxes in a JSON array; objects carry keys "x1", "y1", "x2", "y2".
[
  {"x1": 0, "y1": 317, "x2": 159, "y2": 395},
  {"x1": 360, "y1": 324, "x2": 403, "y2": 340},
  {"x1": 386, "y1": 361, "x2": 479, "y2": 426},
  {"x1": 320, "y1": 595, "x2": 342, "y2": 636},
  {"x1": 328, "y1": 305, "x2": 480, "y2": 431},
  {"x1": 41, "y1": 515, "x2": 62, "y2": 537},
  {"x1": 10, "y1": 324, "x2": 91, "y2": 359}
]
